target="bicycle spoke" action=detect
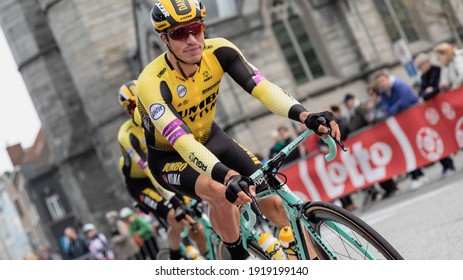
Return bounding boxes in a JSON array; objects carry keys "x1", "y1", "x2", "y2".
[
  {"x1": 321, "y1": 223, "x2": 366, "y2": 259},
  {"x1": 326, "y1": 223, "x2": 378, "y2": 260}
]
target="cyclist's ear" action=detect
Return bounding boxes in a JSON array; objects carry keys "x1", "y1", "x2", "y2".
[{"x1": 160, "y1": 33, "x2": 167, "y2": 45}]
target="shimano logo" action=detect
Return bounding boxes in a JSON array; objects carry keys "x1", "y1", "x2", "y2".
[{"x1": 189, "y1": 152, "x2": 207, "y2": 172}]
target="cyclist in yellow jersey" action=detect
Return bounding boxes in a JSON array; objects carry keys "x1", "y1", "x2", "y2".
[
  {"x1": 137, "y1": 0, "x2": 340, "y2": 260},
  {"x1": 117, "y1": 80, "x2": 207, "y2": 260}
]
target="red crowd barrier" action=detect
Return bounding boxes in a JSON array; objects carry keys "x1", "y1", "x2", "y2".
[{"x1": 281, "y1": 88, "x2": 463, "y2": 202}]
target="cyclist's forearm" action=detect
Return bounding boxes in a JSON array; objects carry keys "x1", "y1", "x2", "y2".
[
  {"x1": 252, "y1": 80, "x2": 308, "y2": 122},
  {"x1": 130, "y1": 149, "x2": 149, "y2": 171}
]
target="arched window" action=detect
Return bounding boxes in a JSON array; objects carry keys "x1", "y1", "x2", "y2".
[{"x1": 271, "y1": 1, "x2": 325, "y2": 84}]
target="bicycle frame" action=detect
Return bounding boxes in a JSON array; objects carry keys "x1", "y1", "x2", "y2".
[{"x1": 241, "y1": 129, "x2": 375, "y2": 260}]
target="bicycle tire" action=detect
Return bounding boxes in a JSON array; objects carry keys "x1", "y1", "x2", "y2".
[
  {"x1": 301, "y1": 201, "x2": 403, "y2": 260},
  {"x1": 216, "y1": 240, "x2": 270, "y2": 260}
]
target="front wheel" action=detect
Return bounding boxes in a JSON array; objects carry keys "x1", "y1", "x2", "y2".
[{"x1": 301, "y1": 201, "x2": 403, "y2": 260}]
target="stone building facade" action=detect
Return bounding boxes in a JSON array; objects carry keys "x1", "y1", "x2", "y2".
[{"x1": 1, "y1": 0, "x2": 462, "y2": 242}]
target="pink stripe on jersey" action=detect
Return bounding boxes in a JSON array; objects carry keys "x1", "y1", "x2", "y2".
[
  {"x1": 137, "y1": 159, "x2": 148, "y2": 170},
  {"x1": 252, "y1": 69, "x2": 266, "y2": 85},
  {"x1": 163, "y1": 118, "x2": 183, "y2": 138},
  {"x1": 167, "y1": 129, "x2": 187, "y2": 146}
]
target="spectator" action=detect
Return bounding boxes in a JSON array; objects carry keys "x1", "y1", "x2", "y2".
[
  {"x1": 120, "y1": 207, "x2": 158, "y2": 260},
  {"x1": 374, "y1": 70, "x2": 425, "y2": 190},
  {"x1": 330, "y1": 105, "x2": 350, "y2": 141},
  {"x1": 269, "y1": 125, "x2": 302, "y2": 164},
  {"x1": 59, "y1": 234, "x2": 70, "y2": 256},
  {"x1": 433, "y1": 43, "x2": 463, "y2": 91},
  {"x1": 364, "y1": 83, "x2": 388, "y2": 124},
  {"x1": 268, "y1": 130, "x2": 285, "y2": 159},
  {"x1": 374, "y1": 70, "x2": 419, "y2": 116},
  {"x1": 82, "y1": 223, "x2": 115, "y2": 260},
  {"x1": 343, "y1": 93, "x2": 370, "y2": 133},
  {"x1": 414, "y1": 53, "x2": 456, "y2": 178},
  {"x1": 63, "y1": 226, "x2": 89, "y2": 260},
  {"x1": 414, "y1": 52, "x2": 441, "y2": 101},
  {"x1": 105, "y1": 210, "x2": 140, "y2": 260}
]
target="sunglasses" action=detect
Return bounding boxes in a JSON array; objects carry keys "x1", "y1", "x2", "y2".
[
  {"x1": 125, "y1": 102, "x2": 136, "y2": 114},
  {"x1": 164, "y1": 21, "x2": 205, "y2": 41}
]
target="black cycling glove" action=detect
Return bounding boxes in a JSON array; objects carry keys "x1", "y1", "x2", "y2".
[
  {"x1": 174, "y1": 207, "x2": 187, "y2": 222},
  {"x1": 304, "y1": 111, "x2": 335, "y2": 136},
  {"x1": 225, "y1": 175, "x2": 254, "y2": 203}
]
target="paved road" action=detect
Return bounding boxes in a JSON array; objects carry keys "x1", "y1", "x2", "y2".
[{"x1": 356, "y1": 169, "x2": 463, "y2": 260}]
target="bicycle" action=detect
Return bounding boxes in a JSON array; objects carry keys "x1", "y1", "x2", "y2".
[{"x1": 224, "y1": 124, "x2": 403, "y2": 260}]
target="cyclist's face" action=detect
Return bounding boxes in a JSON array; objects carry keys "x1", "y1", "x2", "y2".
[{"x1": 162, "y1": 20, "x2": 205, "y2": 64}]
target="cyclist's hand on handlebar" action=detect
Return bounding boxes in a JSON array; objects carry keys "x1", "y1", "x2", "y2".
[
  {"x1": 304, "y1": 111, "x2": 341, "y2": 142},
  {"x1": 225, "y1": 175, "x2": 256, "y2": 205}
]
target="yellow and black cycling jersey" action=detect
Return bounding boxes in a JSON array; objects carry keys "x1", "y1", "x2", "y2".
[
  {"x1": 117, "y1": 116, "x2": 174, "y2": 200},
  {"x1": 137, "y1": 37, "x2": 307, "y2": 184}
]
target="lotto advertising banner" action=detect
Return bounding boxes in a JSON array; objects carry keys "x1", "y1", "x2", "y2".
[{"x1": 281, "y1": 88, "x2": 463, "y2": 202}]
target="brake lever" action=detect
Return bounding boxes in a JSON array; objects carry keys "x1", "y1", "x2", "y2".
[
  {"x1": 190, "y1": 221, "x2": 198, "y2": 234},
  {"x1": 317, "y1": 116, "x2": 348, "y2": 152},
  {"x1": 240, "y1": 181, "x2": 264, "y2": 218}
]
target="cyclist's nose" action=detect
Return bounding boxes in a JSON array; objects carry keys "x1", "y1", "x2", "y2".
[{"x1": 186, "y1": 32, "x2": 199, "y2": 43}]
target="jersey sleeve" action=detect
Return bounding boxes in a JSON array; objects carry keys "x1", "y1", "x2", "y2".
[
  {"x1": 213, "y1": 38, "x2": 308, "y2": 122},
  {"x1": 133, "y1": 107, "x2": 143, "y2": 127},
  {"x1": 137, "y1": 79, "x2": 231, "y2": 184}
]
